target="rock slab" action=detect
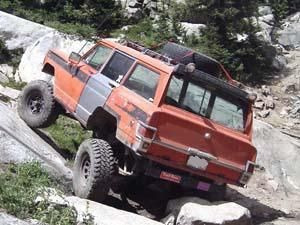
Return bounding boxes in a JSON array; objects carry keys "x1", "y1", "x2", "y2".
[
  {"x1": 278, "y1": 12, "x2": 300, "y2": 48},
  {"x1": 0, "y1": 102, "x2": 72, "y2": 180},
  {"x1": 253, "y1": 119, "x2": 300, "y2": 193},
  {"x1": 165, "y1": 197, "x2": 252, "y2": 225},
  {"x1": 0, "y1": 10, "x2": 53, "y2": 50},
  {"x1": 38, "y1": 188, "x2": 163, "y2": 225}
]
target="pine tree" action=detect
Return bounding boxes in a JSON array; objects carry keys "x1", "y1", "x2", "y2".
[{"x1": 183, "y1": 0, "x2": 272, "y2": 81}]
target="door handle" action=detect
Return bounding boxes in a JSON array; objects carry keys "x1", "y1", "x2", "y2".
[{"x1": 108, "y1": 81, "x2": 119, "y2": 88}]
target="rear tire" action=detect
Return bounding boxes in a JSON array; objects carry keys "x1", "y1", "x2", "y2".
[
  {"x1": 73, "y1": 139, "x2": 117, "y2": 202},
  {"x1": 17, "y1": 80, "x2": 60, "y2": 128}
]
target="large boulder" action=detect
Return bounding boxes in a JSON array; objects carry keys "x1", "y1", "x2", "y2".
[
  {"x1": 0, "y1": 10, "x2": 93, "y2": 83},
  {"x1": 180, "y1": 22, "x2": 206, "y2": 36},
  {"x1": 253, "y1": 119, "x2": 300, "y2": 193},
  {"x1": 258, "y1": 6, "x2": 273, "y2": 16},
  {"x1": 16, "y1": 31, "x2": 93, "y2": 83},
  {"x1": 255, "y1": 6, "x2": 275, "y2": 43},
  {"x1": 164, "y1": 197, "x2": 252, "y2": 225},
  {"x1": 0, "y1": 102, "x2": 72, "y2": 181},
  {"x1": 278, "y1": 12, "x2": 300, "y2": 49},
  {"x1": 0, "y1": 11, "x2": 53, "y2": 50}
]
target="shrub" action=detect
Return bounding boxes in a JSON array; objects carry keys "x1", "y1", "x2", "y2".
[{"x1": 0, "y1": 162, "x2": 77, "y2": 225}]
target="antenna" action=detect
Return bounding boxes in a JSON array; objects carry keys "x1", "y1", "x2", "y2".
[
  {"x1": 77, "y1": 3, "x2": 119, "y2": 55},
  {"x1": 78, "y1": 41, "x2": 89, "y2": 55}
]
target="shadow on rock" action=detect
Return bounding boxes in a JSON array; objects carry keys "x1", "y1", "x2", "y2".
[
  {"x1": 105, "y1": 179, "x2": 182, "y2": 220},
  {"x1": 33, "y1": 128, "x2": 74, "y2": 160},
  {"x1": 226, "y1": 187, "x2": 288, "y2": 225}
]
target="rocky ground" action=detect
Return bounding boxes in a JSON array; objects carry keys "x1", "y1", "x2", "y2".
[{"x1": 252, "y1": 49, "x2": 300, "y2": 137}]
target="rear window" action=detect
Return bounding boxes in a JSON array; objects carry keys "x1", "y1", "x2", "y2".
[{"x1": 165, "y1": 75, "x2": 248, "y2": 131}]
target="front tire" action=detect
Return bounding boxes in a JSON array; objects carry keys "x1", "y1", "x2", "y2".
[
  {"x1": 73, "y1": 139, "x2": 117, "y2": 202},
  {"x1": 17, "y1": 80, "x2": 60, "y2": 128}
]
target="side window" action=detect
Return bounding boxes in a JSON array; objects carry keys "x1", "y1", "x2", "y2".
[
  {"x1": 84, "y1": 45, "x2": 112, "y2": 69},
  {"x1": 101, "y1": 52, "x2": 134, "y2": 81},
  {"x1": 183, "y1": 83, "x2": 211, "y2": 116},
  {"x1": 211, "y1": 97, "x2": 244, "y2": 130},
  {"x1": 123, "y1": 64, "x2": 160, "y2": 101}
]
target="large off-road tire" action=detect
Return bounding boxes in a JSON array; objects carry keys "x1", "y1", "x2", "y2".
[
  {"x1": 73, "y1": 139, "x2": 117, "y2": 202},
  {"x1": 17, "y1": 80, "x2": 60, "y2": 128}
]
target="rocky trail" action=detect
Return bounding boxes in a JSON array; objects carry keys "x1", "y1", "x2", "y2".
[{"x1": 1, "y1": 8, "x2": 300, "y2": 225}]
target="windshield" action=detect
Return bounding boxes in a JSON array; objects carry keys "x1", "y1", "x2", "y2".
[{"x1": 165, "y1": 75, "x2": 248, "y2": 131}]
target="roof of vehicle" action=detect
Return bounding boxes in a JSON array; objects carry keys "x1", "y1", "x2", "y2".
[{"x1": 99, "y1": 39, "x2": 175, "y2": 75}]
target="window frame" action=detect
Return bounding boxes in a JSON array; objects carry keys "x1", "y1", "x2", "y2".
[{"x1": 82, "y1": 44, "x2": 113, "y2": 70}]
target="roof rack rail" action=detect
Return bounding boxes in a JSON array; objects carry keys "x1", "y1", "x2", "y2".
[{"x1": 119, "y1": 40, "x2": 175, "y2": 65}]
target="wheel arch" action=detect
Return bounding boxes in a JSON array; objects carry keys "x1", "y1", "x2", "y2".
[
  {"x1": 42, "y1": 63, "x2": 55, "y2": 76},
  {"x1": 87, "y1": 106, "x2": 118, "y2": 134}
]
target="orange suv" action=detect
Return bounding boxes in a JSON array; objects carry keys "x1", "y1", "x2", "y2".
[{"x1": 18, "y1": 39, "x2": 257, "y2": 202}]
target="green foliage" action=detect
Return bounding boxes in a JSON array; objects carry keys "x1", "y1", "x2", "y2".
[
  {"x1": 0, "y1": 162, "x2": 77, "y2": 225},
  {"x1": 2, "y1": 77, "x2": 27, "y2": 90},
  {"x1": 44, "y1": 115, "x2": 91, "y2": 155},
  {"x1": 181, "y1": 0, "x2": 272, "y2": 81},
  {"x1": 270, "y1": 0, "x2": 289, "y2": 22},
  {"x1": 0, "y1": 0, "x2": 123, "y2": 38},
  {"x1": 0, "y1": 39, "x2": 10, "y2": 64},
  {"x1": 113, "y1": 1, "x2": 186, "y2": 48},
  {"x1": 45, "y1": 21, "x2": 97, "y2": 38},
  {"x1": 0, "y1": 38, "x2": 25, "y2": 88}
]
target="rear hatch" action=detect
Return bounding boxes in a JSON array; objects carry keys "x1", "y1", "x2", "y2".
[{"x1": 143, "y1": 67, "x2": 257, "y2": 185}]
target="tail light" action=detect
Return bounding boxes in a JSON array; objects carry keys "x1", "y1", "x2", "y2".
[
  {"x1": 135, "y1": 120, "x2": 157, "y2": 153},
  {"x1": 239, "y1": 161, "x2": 256, "y2": 185}
]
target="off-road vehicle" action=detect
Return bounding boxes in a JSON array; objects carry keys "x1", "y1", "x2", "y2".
[{"x1": 18, "y1": 39, "x2": 257, "y2": 202}]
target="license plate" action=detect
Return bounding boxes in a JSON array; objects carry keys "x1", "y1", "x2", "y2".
[
  {"x1": 160, "y1": 171, "x2": 181, "y2": 184},
  {"x1": 187, "y1": 156, "x2": 208, "y2": 170}
]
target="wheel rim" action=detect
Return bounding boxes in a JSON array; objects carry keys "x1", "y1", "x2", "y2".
[
  {"x1": 80, "y1": 153, "x2": 91, "y2": 182},
  {"x1": 27, "y1": 91, "x2": 44, "y2": 114}
]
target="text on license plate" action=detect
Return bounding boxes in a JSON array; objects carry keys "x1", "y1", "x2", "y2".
[{"x1": 160, "y1": 171, "x2": 181, "y2": 184}]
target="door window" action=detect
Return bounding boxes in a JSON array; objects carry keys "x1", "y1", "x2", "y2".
[
  {"x1": 83, "y1": 45, "x2": 112, "y2": 69},
  {"x1": 101, "y1": 52, "x2": 134, "y2": 81},
  {"x1": 123, "y1": 64, "x2": 160, "y2": 101}
]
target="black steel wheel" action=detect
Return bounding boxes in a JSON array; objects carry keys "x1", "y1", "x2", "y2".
[
  {"x1": 73, "y1": 138, "x2": 118, "y2": 202},
  {"x1": 18, "y1": 80, "x2": 60, "y2": 128}
]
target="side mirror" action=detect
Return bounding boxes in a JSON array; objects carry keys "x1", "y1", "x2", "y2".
[{"x1": 69, "y1": 52, "x2": 81, "y2": 65}]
